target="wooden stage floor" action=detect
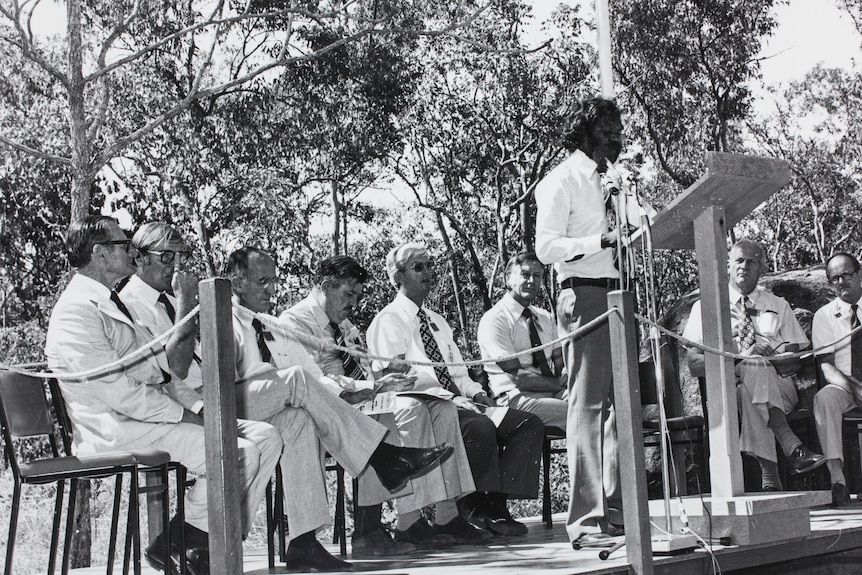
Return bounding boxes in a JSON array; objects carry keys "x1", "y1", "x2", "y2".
[{"x1": 67, "y1": 501, "x2": 862, "y2": 575}]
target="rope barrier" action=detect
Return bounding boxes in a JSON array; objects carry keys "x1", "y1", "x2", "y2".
[
  {"x1": 3, "y1": 298, "x2": 859, "y2": 381},
  {"x1": 0, "y1": 305, "x2": 201, "y2": 380},
  {"x1": 238, "y1": 305, "x2": 617, "y2": 369},
  {"x1": 634, "y1": 312, "x2": 862, "y2": 362}
]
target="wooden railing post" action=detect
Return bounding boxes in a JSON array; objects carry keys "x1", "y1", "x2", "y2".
[
  {"x1": 199, "y1": 278, "x2": 243, "y2": 574},
  {"x1": 608, "y1": 290, "x2": 654, "y2": 575}
]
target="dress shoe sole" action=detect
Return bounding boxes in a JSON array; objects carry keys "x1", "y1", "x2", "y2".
[
  {"x1": 386, "y1": 445, "x2": 454, "y2": 493},
  {"x1": 789, "y1": 457, "x2": 827, "y2": 475}
]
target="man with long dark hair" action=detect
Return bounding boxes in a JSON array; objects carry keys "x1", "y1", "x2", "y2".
[{"x1": 535, "y1": 97, "x2": 625, "y2": 547}]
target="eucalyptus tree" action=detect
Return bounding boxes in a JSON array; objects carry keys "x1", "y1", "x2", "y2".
[
  {"x1": 610, "y1": 0, "x2": 783, "y2": 313},
  {"x1": 393, "y1": 0, "x2": 592, "y2": 340},
  {"x1": 748, "y1": 65, "x2": 862, "y2": 268},
  {"x1": 0, "y1": 0, "x2": 508, "y2": 224}
]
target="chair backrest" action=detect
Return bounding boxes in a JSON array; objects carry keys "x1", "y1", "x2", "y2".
[
  {"x1": 0, "y1": 370, "x2": 61, "y2": 477},
  {"x1": 0, "y1": 370, "x2": 54, "y2": 440}
]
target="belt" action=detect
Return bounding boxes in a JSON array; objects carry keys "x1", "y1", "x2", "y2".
[{"x1": 560, "y1": 277, "x2": 619, "y2": 290}]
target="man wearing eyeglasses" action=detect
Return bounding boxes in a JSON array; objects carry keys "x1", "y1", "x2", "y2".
[
  {"x1": 684, "y1": 239, "x2": 824, "y2": 492},
  {"x1": 812, "y1": 253, "x2": 862, "y2": 506},
  {"x1": 225, "y1": 246, "x2": 453, "y2": 572},
  {"x1": 46, "y1": 216, "x2": 283, "y2": 575},
  {"x1": 367, "y1": 242, "x2": 544, "y2": 538},
  {"x1": 116, "y1": 222, "x2": 289, "y2": 571},
  {"x1": 282, "y1": 255, "x2": 483, "y2": 554}
]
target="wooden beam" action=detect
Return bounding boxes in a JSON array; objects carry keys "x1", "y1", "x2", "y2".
[
  {"x1": 608, "y1": 291, "x2": 654, "y2": 575},
  {"x1": 199, "y1": 278, "x2": 243, "y2": 575},
  {"x1": 693, "y1": 206, "x2": 744, "y2": 497}
]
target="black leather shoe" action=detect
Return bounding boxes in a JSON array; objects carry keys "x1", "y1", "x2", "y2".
[
  {"x1": 833, "y1": 482, "x2": 852, "y2": 507},
  {"x1": 788, "y1": 446, "x2": 826, "y2": 475},
  {"x1": 285, "y1": 537, "x2": 354, "y2": 572},
  {"x1": 373, "y1": 443, "x2": 453, "y2": 492},
  {"x1": 437, "y1": 515, "x2": 494, "y2": 543},
  {"x1": 394, "y1": 517, "x2": 455, "y2": 548},
  {"x1": 352, "y1": 526, "x2": 417, "y2": 557}
]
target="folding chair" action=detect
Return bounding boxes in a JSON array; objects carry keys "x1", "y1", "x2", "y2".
[
  {"x1": 46, "y1": 378, "x2": 186, "y2": 575},
  {"x1": 0, "y1": 370, "x2": 169, "y2": 575}
]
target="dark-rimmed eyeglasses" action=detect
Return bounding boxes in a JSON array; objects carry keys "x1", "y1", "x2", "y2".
[
  {"x1": 828, "y1": 271, "x2": 858, "y2": 285},
  {"x1": 96, "y1": 239, "x2": 131, "y2": 248},
  {"x1": 143, "y1": 249, "x2": 192, "y2": 265},
  {"x1": 404, "y1": 261, "x2": 434, "y2": 273}
]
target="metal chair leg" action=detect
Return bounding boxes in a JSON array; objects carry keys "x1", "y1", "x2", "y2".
[
  {"x1": 107, "y1": 475, "x2": 122, "y2": 575},
  {"x1": 61, "y1": 479, "x2": 79, "y2": 575},
  {"x1": 5, "y1": 480, "x2": 22, "y2": 575}
]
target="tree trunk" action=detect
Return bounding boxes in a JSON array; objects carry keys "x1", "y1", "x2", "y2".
[
  {"x1": 435, "y1": 212, "x2": 467, "y2": 339},
  {"x1": 67, "y1": 0, "x2": 92, "y2": 224},
  {"x1": 521, "y1": 191, "x2": 534, "y2": 252},
  {"x1": 66, "y1": 1, "x2": 94, "y2": 567},
  {"x1": 331, "y1": 179, "x2": 341, "y2": 255},
  {"x1": 70, "y1": 482, "x2": 92, "y2": 568}
]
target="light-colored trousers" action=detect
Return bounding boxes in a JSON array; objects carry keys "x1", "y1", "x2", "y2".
[
  {"x1": 391, "y1": 396, "x2": 475, "y2": 512},
  {"x1": 123, "y1": 419, "x2": 282, "y2": 537},
  {"x1": 235, "y1": 366, "x2": 387, "y2": 542},
  {"x1": 736, "y1": 361, "x2": 798, "y2": 462},
  {"x1": 814, "y1": 382, "x2": 857, "y2": 465},
  {"x1": 497, "y1": 389, "x2": 568, "y2": 430},
  {"x1": 557, "y1": 285, "x2": 620, "y2": 542}
]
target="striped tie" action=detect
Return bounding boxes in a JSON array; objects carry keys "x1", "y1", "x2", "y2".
[{"x1": 330, "y1": 322, "x2": 365, "y2": 380}]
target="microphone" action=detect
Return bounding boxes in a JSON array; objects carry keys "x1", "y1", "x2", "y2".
[{"x1": 593, "y1": 146, "x2": 620, "y2": 195}]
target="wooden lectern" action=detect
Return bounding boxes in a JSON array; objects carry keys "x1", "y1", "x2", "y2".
[{"x1": 645, "y1": 152, "x2": 831, "y2": 545}]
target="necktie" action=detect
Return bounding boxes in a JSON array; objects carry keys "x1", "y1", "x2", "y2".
[
  {"x1": 252, "y1": 318, "x2": 274, "y2": 365},
  {"x1": 330, "y1": 322, "x2": 365, "y2": 379},
  {"x1": 158, "y1": 292, "x2": 176, "y2": 323},
  {"x1": 737, "y1": 296, "x2": 757, "y2": 352},
  {"x1": 851, "y1": 304, "x2": 862, "y2": 381},
  {"x1": 417, "y1": 309, "x2": 459, "y2": 395},
  {"x1": 110, "y1": 290, "x2": 134, "y2": 322},
  {"x1": 522, "y1": 308, "x2": 554, "y2": 377},
  {"x1": 111, "y1": 290, "x2": 171, "y2": 383},
  {"x1": 160, "y1": 292, "x2": 202, "y2": 365}
]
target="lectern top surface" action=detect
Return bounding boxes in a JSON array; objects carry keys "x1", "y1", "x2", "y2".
[{"x1": 648, "y1": 152, "x2": 791, "y2": 250}]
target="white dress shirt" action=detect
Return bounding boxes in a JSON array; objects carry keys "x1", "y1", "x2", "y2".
[
  {"x1": 812, "y1": 296, "x2": 862, "y2": 374},
  {"x1": 477, "y1": 292, "x2": 559, "y2": 397},
  {"x1": 535, "y1": 149, "x2": 616, "y2": 280},
  {"x1": 367, "y1": 292, "x2": 483, "y2": 399}
]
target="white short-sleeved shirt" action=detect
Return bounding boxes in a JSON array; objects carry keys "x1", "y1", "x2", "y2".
[{"x1": 477, "y1": 292, "x2": 558, "y2": 397}]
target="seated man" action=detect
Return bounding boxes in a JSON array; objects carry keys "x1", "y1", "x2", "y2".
[
  {"x1": 282, "y1": 255, "x2": 484, "y2": 553},
  {"x1": 683, "y1": 238, "x2": 825, "y2": 491},
  {"x1": 368, "y1": 242, "x2": 545, "y2": 537},
  {"x1": 812, "y1": 252, "x2": 862, "y2": 506},
  {"x1": 226, "y1": 247, "x2": 452, "y2": 572},
  {"x1": 45, "y1": 216, "x2": 283, "y2": 575},
  {"x1": 478, "y1": 252, "x2": 567, "y2": 430}
]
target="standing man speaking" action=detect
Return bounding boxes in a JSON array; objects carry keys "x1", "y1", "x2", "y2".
[{"x1": 534, "y1": 96, "x2": 625, "y2": 547}]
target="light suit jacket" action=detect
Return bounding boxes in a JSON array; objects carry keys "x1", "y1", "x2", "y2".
[{"x1": 45, "y1": 273, "x2": 184, "y2": 454}]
